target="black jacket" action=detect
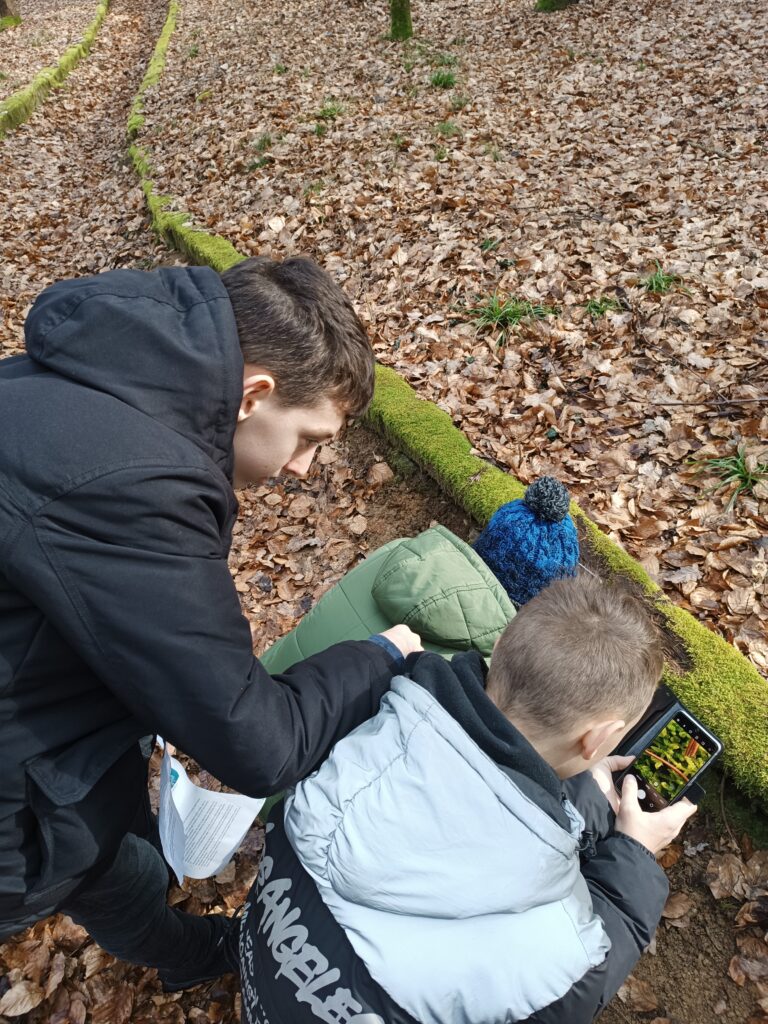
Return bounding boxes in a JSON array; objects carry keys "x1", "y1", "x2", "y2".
[
  {"x1": 241, "y1": 652, "x2": 668, "y2": 1024},
  {"x1": 0, "y1": 267, "x2": 396, "y2": 934}
]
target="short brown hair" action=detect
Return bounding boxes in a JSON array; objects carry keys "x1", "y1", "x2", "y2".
[
  {"x1": 221, "y1": 256, "x2": 375, "y2": 417},
  {"x1": 487, "y1": 574, "x2": 665, "y2": 732}
]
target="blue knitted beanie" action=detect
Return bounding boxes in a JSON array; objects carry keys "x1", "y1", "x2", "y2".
[{"x1": 473, "y1": 477, "x2": 579, "y2": 607}]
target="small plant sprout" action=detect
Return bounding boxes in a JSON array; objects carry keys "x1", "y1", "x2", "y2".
[
  {"x1": 535, "y1": 0, "x2": 578, "y2": 11},
  {"x1": 435, "y1": 53, "x2": 458, "y2": 67},
  {"x1": 430, "y1": 70, "x2": 456, "y2": 89},
  {"x1": 253, "y1": 133, "x2": 272, "y2": 153},
  {"x1": 435, "y1": 120, "x2": 461, "y2": 138},
  {"x1": 391, "y1": 132, "x2": 409, "y2": 151},
  {"x1": 273, "y1": 62, "x2": 288, "y2": 74},
  {"x1": 643, "y1": 261, "x2": 684, "y2": 295},
  {"x1": 584, "y1": 296, "x2": 623, "y2": 318},
  {"x1": 468, "y1": 295, "x2": 559, "y2": 346},
  {"x1": 451, "y1": 93, "x2": 470, "y2": 111},
  {"x1": 315, "y1": 99, "x2": 343, "y2": 120},
  {"x1": 313, "y1": 122, "x2": 328, "y2": 137},
  {"x1": 187, "y1": 44, "x2": 199, "y2": 58},
  {"x1": 480, "y1": 238, "x2": 502, "y2": 253},
  {"x1": 433, "y1": 144, "x2": 449, "y2": 161},
  {"x1": 689, "y1": 446, "x2": 768, "y2": 513},
  {"x1": 483, "y1": 143, "x2": 502, "y2": 161}
]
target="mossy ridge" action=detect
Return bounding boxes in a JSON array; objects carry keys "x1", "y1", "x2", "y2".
[
  {"x1": 365, "y1": 365, "x2": 768, "y2": 806},
  {"x1": 127, "y1": 0, "x2": 244, "y2": 272},
  {"x1": 128, "y1": 4, "x2": 768, "y2": 807},
  {"x1": 0, "y1": 0, "x2": 109, "y2": 138}
]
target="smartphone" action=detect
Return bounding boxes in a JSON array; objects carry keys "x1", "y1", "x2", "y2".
[{"x1": 616, "y1": 707, "x2": 722, "y2": 812}]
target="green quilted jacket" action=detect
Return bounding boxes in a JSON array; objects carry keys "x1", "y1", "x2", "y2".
[{"x1": 260, "y1": 525, "x2": 515, "y2": 673}]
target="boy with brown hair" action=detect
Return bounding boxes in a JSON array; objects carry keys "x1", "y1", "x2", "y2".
[
  {"x1": 240, "y1": 573, "x2": 695, "y2": 1024},
  {"x1": 0, "y1": 256, "x2": 420, "y2": 987}
]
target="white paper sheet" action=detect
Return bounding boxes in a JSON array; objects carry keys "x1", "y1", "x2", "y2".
[{"x1": 159, "y1": 745, "x2": 264, "y2": 885}]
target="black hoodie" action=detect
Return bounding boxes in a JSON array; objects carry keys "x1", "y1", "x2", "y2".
[{"x1": 0, "y1": 267, "x2": 396, "y2": 933}]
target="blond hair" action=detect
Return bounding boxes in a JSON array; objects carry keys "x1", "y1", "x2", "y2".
[{"x1": 487, "y1": 574, "x2": 664, "y2": 731}]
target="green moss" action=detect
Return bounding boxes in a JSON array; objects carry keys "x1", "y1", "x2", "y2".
[
  {"x1": 365, "y1": 365, "x2": 525, "y2": 524},
  {"x1": 0, "y1": 0, "x2": 108, "y2": 137},
  {"x1": 126, "y1": 0, "x2": 179, "y2": 142},
  {"x1": 0, "y1": 15, "x2": 21, "y2": 31},
  {"x1": 365, "y1": 364, "x2": 768, "y2": 808}
]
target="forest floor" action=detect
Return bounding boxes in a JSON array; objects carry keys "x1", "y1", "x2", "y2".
[{"x1": 0, "y1": 0, "x2": 767, "y2": 1021}]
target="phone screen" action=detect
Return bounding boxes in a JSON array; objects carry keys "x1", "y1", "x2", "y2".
[{"x1": 630, "y1": 714, "x2": 716, "y2": 810}]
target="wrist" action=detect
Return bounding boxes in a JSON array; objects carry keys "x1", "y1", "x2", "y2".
[{"x1": 367, "y1": 633, "x2": 405, "y2": 666}]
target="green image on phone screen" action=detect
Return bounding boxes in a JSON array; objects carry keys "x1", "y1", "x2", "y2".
[{"x1": 633, "y1": 718, "x2": 712, "y2": 810}]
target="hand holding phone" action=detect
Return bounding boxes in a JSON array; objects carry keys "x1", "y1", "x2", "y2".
[
  {"x1": 616, "y1": 773, "x2": 697, "y2": 855},
  {"x1": 616, "y1": 707, "x2": 722, "y2": 811}
]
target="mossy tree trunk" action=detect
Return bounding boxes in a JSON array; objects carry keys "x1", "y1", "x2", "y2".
[
  {"x1": 390, "y1": 0, "x2": 412, "y2": 40},
  {"x1": 0, "y1": 0, "x2": 20, "y2": 17}
]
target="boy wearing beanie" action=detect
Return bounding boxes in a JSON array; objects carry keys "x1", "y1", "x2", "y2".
[
  {"x1": 240, "y1": 574, "x2": 695, "y2": 1024},
  {"x1": 259, "y1": 477, "x2": 580, "y2": 675}
]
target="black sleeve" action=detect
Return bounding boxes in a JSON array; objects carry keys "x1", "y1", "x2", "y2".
[
  {"x1": 529, "y1": 834, "x2": 668, "y2": 1024},
  {"x1": 563, "y1": 771, "x2": 615, "y2": 842},
  {"x1": 14, "y1": 464, "x2": 397, "y2": 796}
]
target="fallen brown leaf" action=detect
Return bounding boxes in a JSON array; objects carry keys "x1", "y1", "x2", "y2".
[
  {"x1": 617, "y1": 975, "x2": 659, "y2": 1012},
  {"x1": 0, "y1": 980, "x2": 46, "y2": 1017}
]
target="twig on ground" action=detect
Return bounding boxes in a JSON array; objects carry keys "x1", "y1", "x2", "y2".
[{"x1": 719, "y1": 773, "x2": 738, "y2": 850}]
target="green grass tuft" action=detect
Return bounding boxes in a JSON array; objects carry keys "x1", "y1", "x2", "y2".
[
  {"x1": 584, "y1": 295, "x2": 623, "y2": 318},
  {"x1": 435, "y1": 53, "x2": 458, "y2": 67},
  {"x1": 315, "y1": 99, "x2": 343, "y2": 120},
  {"x1": 430, "y1": 70, "x2": 456, "y2": 89},
  {"x1": 643, "y1": 260, "x2": 683, "y2": 295},
  {"x1": 689, "y1": 445, "x2": 768, "y2": 512},
  {"x1": 435, "y1": 119, "x2": 461, "y2": 138},
  {"x1": 468, "y1": 294, "x2": 559, "y2": 345},
  {"x1": 451, "y1": 93, "x2": 470, "y2": 111},
  {"x1": 480, "y1": 237, "x2": 502, "y2": 253},
  {"x1": 273, "y1": 62, "x2": 287, "y2": 74},
  {"x1": 0, "y1": 14, "x2": 21, "y2": 31}
]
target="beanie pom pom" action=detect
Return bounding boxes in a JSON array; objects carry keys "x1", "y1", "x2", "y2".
[{"x1": 523, "y1": 476, "x2": 570, "y2": 523}]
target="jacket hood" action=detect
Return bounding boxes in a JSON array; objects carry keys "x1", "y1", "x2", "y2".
[
  {"x1": 287, "y1": 674, "x2": 583, "y2": 921},
  {"x1": 371, "y1": 526, "x2": 515, "y2": 656},
  {"x1": 24, "y1": 266, "x2": 243, "y2": 476}
]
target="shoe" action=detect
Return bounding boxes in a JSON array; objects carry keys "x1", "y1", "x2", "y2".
[{"x1": 158, "y1": 908, "x2": 242, "y2": 993}]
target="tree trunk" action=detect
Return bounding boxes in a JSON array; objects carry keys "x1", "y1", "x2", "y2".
[
  {"x1": 390, "y1": 0, "x2": 412, "y2": 41},
  {"x1": 0, "y1": 0, "x2": 20, "y2": 18}
]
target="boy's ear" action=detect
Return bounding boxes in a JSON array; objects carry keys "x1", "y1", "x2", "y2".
[
  {"x1": 579, "y1": 718, "x2": 626, "y2": 762},
  {"x1": 238, "y1": 370, "x2": 276, "y2": 422}
]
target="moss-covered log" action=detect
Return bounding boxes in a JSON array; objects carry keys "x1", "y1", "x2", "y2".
[{"x1": 0, "y1": 0, "x2": 109, "y2": 137}]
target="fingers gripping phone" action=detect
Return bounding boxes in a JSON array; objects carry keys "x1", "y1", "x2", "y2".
[{"x1": 616, "y1": 705, "x2": 723, "y2": 812}]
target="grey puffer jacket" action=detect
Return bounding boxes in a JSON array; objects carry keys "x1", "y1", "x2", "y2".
[{"x1": 241, "y1": 651, "x2": 669, "y2": 1024}]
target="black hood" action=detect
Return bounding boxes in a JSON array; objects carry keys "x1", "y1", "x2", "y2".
[{"x1": 24, "y1": 266, "x2": 243, "y2": 476}]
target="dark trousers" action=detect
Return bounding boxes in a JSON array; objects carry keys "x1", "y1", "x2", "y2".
[{"x1": 61, "y1": 830, "x2": 222, "y2": 970}]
